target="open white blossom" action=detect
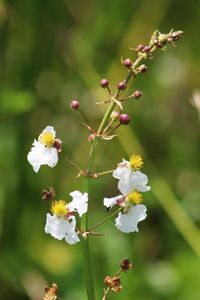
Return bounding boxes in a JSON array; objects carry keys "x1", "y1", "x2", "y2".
[
  {"x1": 45, "y1": 214, "x2": 80, "y2": 245},
  {"x1": 113, "y1": 159, "x2": 150, "y2": 194},
  {"x1": 45, "y1": 191, "x2": 88, "y2": 245},
  {"x1": 27, "y1": 126, "x2": 60, "y2": 173},
  {"x1": 115, "y1": 204, "x2": 147, "y2": 233}
]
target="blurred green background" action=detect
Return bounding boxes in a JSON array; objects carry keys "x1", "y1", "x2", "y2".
[{"x1": 1, "y1": 0, "x2": 200, "y2": 299}]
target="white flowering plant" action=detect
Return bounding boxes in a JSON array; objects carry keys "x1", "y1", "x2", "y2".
[{"x1": 27, "y1": 29, "x2": 183, "y2": 300}]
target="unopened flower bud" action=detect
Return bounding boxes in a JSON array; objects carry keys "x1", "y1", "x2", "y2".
[
  {"x1": 110, "y1": 111, "x2": 120, "y2": 120},
  {"x1": 100, "y1": 78, "x2": 109, "y2": 88},
  {"x1": 53, "y1": 138, "x2": 62, "y2": 153},
  {"x1": 70, "y1": 100, "x2": 80, "y2": 110},
  {"x1": 42, "y1": 187, "x2": 56, "y2": 201},
  {"x1": 143, "y1": 46, "x2": 151, "y2": 53},
  {"x1": 119, "y1": 114, "x2": 130, "y2": 125},
  {"x1": 137, "y1": 44, "x2": 144, "y2": 52},
  {"x1": 123, "y1": 58, "x2": 132, "y2": 68},
  {"x1": 133, "y1": 90, "x2": 142, "y2": 99},
  {"x1": 120, "y1": 258, "x2": 133, "y2": 272},
  {"x1": 104, "y1": 276, "x2": 113, "y2": 288},
  {"x1": 117, "y1": 81, "x2": 127, "y2": 91},
  {"x1": 139, "y1": 64, "x2": 147, "y2": 73},
  {"x1": 88, "y1": 134, "x2": 95, "y2": 143}
]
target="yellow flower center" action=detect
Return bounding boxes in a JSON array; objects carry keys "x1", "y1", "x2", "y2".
[
  {"x1": 128, "y1": 190, "x2": 143, "y2": 204},
  {"x1": 129, "y1": 154, "x2": 143, "y2": 170},
  {"x1": 39, "y1": 132, "x2": 55, "y2": 147},
  {"x1": 51, "y1": 200, "x2": 68, "y2": 218}
]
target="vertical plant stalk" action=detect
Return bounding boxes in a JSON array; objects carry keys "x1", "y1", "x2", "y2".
[{"x1": 80, "y1": 30, "x2": 183, "y2": 300}]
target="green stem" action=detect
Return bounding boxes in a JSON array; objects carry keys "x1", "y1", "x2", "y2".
[{"x1": 81, "y1": 49, "x2": 146, "y2": 300}]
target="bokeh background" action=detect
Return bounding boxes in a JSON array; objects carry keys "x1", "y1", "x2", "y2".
[{"x1": 1, "y1": 0, "x2": 200, "y2": 299}]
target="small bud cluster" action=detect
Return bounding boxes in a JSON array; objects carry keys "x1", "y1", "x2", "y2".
[{"x1": 103, "y1": 258, "x2": 133, "y2": 298}]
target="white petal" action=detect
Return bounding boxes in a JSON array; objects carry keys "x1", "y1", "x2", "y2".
[
  {"x1": 115, "y1": 204, "x2": 147, "y2": 233},
  {"x1": 27, "y1": 140, "x2": 58, "y2": 172},
  {"x1": 113, "y1": 161, "x2": 150, "y2": 195},
  {"x1": 68, "y1": 191, "x2": 88, "y2": 217},
  {"x1": 45, "y1": 214, "x2": 80, "y2": 245},
  {"x1": 103, "y1": 195, "x2": 123, "y2": 208},
  {"x1": 40, "y1": 126, "x2": 56, "y2": 139}
]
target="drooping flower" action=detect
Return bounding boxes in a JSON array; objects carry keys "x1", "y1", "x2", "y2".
[
  {"x1": 45, "y1": 191, "x2": 88, "y2": 245},
  {"x1": 103, "y1": 190, "x2": 147, "y2": 233},
  {"x1": 113, "y1": 155, "x2": 150, "y2": 195},
  {"x1": 27, "y1": 126, "x2": 62, "y2": 172}
]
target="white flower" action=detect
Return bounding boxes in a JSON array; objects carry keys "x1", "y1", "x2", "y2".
[
  {"x1": 113, "y1": 159, "x2": 150, "y2": 194},
  {"x1": 115, "y1": 204, "x2": 147, "y2": 233},
  {"x1": 45, "y1": 214, "x2": 80, "y2": 245},
  {"x1": 27, "y1": 126, "x2": 60, "y2": 172},
  {"x1": 45, "y1": 191, "x2": 88, "y2": 245}
]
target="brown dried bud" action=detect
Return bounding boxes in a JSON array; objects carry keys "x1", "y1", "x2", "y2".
[
  {"x1": 112, "y1": 285, "x2": 122, "y2": 293},
  {"x1": 43, "y1": 283, "x2": 58, "y2": 300},
  {"x1": 104, "y1": 276, "x2": 121, "y2": 289},
  {"x1": 42, "y1": 187, "x2": 56, "y2": 201},
  {"x1": 120, "y1": 258, "x2": 133, "y2": 272}
]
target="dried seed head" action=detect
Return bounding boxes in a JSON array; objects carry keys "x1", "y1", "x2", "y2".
[
  {"x1": 70, "y1": 100, "x2": 80, "y2": 110},
  {"x1": 120, "y1": 258, "x2": 134, "y2": 272},
  {"x1": 42, "y1": 187, "x2": 56, "y2": 201}
]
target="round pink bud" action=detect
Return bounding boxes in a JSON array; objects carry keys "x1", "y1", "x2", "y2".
[
  {"x1": 119, "y1": 114, "x2": 130, "y2": 125},
  {"x1": 123, "y1": 58, "x2": 132, "y2": 68},
  {"x1": 140, "y1": 64, "x2": 147, "y2": 73},
  {"x1": 70, "y1": 100, "x2": 80, "y2": 110},
  {"x1": 100, "y1": 78, "x2": 109, "y2": 88},
  {"x1": 134, "y1": 90, "x2": 143, "y2": 99},
  {"x1": 137, "y1": 44, "x2": 144, "y2": 52},
  {"x1": 117, "y1": 81, "x2": 127, "y2": 91},
  {"x1": 143, "y1": 46, "x2": 151, "y2": 53}
]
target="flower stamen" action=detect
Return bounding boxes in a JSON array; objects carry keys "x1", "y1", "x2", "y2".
[
  {"x1": 128, "y1": 190, "x2": 143, "y2": 204},
  {"x1": 39, "y1": 132, "x2": 55, "y2": 147},
  {"x1": 129, "y1": 154, "x2": 143, "y2": 170},
  {"x1": 51, "y1": 200, "x2": 68, "y2": 218}
]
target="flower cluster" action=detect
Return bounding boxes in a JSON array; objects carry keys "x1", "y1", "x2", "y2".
[{"x1": 104, "y1": 154, "x2": 150, "y2": 233}]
